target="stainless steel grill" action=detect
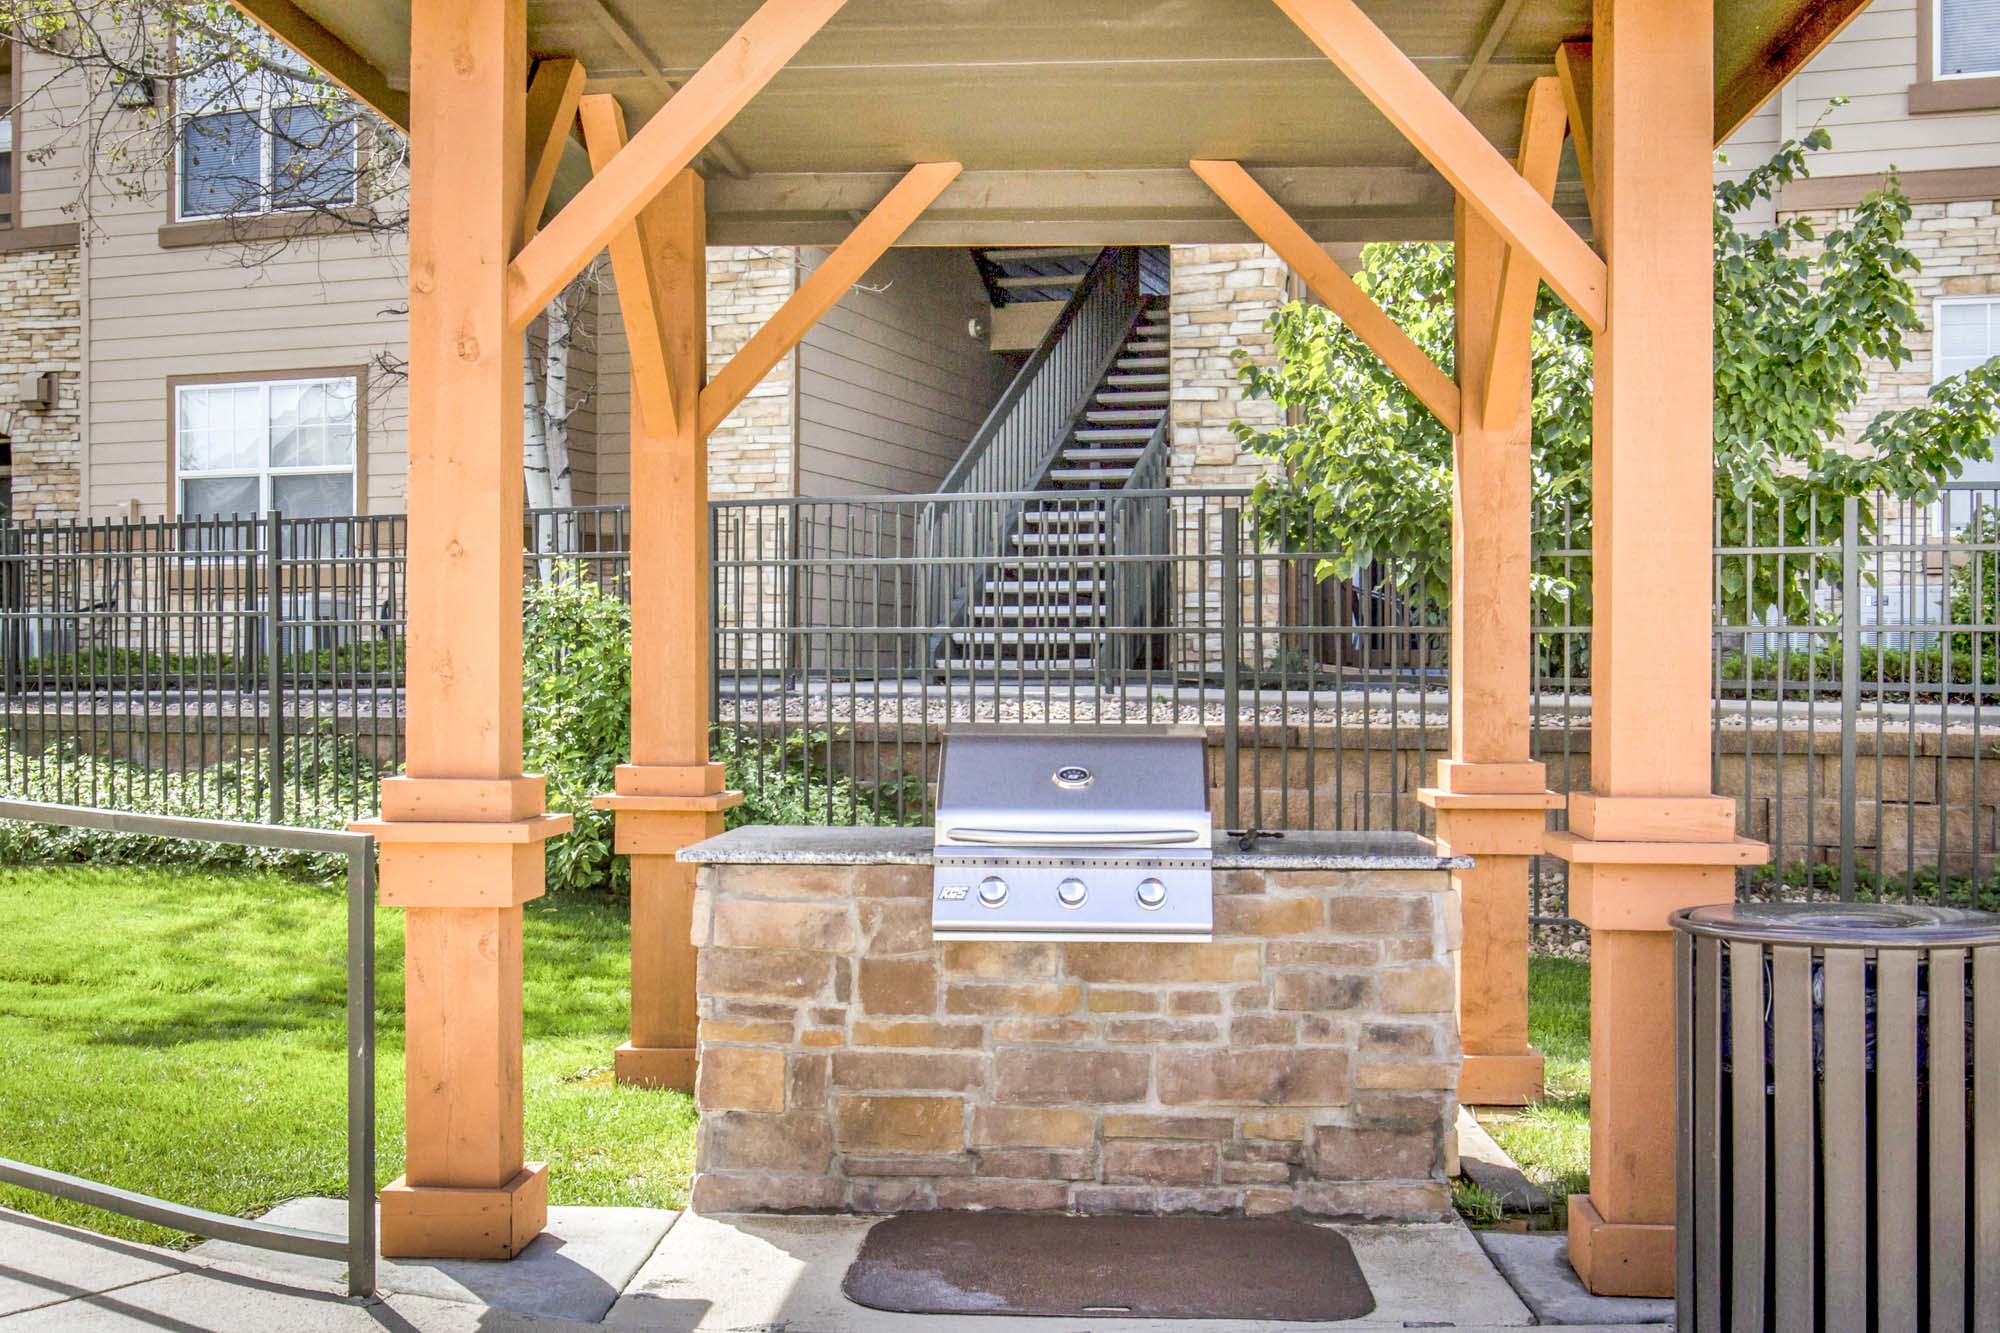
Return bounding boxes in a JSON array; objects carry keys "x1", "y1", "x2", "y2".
[{"x1": 932, "y1": 728, "x2": 1213, "y2": 942}]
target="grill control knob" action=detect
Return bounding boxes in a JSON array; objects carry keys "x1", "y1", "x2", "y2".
[
  {"x1": 977, "y1": 876, "x2": 1008, "y2": 908},
  {"x1": 1135, "y1": 878, "x2": 1168, "y2": 910},
  {"x1": 1056, "y1": 877, "x2": 1088, "y2": 909}
]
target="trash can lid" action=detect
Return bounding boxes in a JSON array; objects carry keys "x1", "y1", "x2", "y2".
[{"x1": 1671, "y1": 900, "x2": 2000, "y2": 948}]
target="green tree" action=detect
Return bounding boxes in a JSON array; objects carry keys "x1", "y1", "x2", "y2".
[{"x1": 1234, "y1": 126, "x2": 2000, "y2": 628}]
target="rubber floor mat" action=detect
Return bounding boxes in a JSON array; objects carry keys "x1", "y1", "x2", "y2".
[{"x1": 841, "y1": 1211, "x2": 1375, "y2": 1321}]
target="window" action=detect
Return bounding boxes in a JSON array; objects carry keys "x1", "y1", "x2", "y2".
[
  {"x1": 1914, "y1": 1, "x2": 2000, "y2": 112},
  {"x1": 175, "y1": 36, "x2": 357, "y2": 220},
  {"x1": 1936, "y1": 299, "x2": 2000, "y2": 525},
  {"x1": 175, "y1": 375, "x2": 358, "y2": 521},
  {"x1": 1939, "y1": 0, "x2": 2000, "y2": 78},
  {"x1": 2, "y1": 42, "x2": 15, "y2": 229}
]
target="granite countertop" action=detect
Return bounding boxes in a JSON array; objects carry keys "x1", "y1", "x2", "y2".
[{"x1": 678, "y1": 824, "x2": 1468, "y2": 871}]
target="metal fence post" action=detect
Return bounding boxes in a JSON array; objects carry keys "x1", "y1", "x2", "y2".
[
  {"x1": 1222, "y1": 506, "x2": 1241, "y2": 827},
  {"x1": 266, "y1": 511, "x2": 285, "y2": 826},
  {"x1": 1839, "y1": 495, "x2": 1860, "y2": 901}
]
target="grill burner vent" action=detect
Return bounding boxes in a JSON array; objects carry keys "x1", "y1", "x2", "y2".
[{"x1": 932, "y1": 729, "x2": 1213, "y2": 942}]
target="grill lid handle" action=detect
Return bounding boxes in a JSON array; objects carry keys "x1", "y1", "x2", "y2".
[{"x1": 939, "y1": 827, "x2": 1205, "y2": 847}]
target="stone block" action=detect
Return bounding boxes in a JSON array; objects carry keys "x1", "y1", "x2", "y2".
[
  {"x1": 699, "y1": 948, "x2": 834, "y2": 1001},
  {"x1": 1311, "y1": 1125, "x2": 1441, "y2": 1180},
  {"x1": 849, "y1": 1179, "x2": 936, "y2": 1212},
  {"x1": 1240, "y1": 1112, "x2": 1310, "y2": 1142},
  {"x1": 1360, "y1": 1022, "x2": 1440, "y2": 1056},
  {"x1": 976, "y1": 1148, "x2": 1098, "y2": 1180},
  {"x1": 1105, "y1": 1018, "x2": 1220, "y2": 1043},
  {"x1": 1073, "y1": 1185, "x2": 1159, "y2": 1215},
  {"x1": 857, "y1": 957, "x2": 938, "y2": 1015},
  {"x1": 1157, "y1": 1048, "x2": 1350, "y2": 1107},
  {"x1": 1214, "y1": 895, "x2": 1322, "y2": 936},
  {"x1": 727, "y1": 864, "x2": 854, "y2": 900},
  {"x1": 1272, "y1": 971, "x2": 1373, "y2": 1011},
  {"x1": 1087, "y1": 988, "x2": 1160, "y2": 1014},
  {"x1": 703, "y1": 1111, "x2": 833, "y2": 1174},
  {"x1": 789, "y1": 1052, "x2": 830, "y2": 1105},
  {"x1": 1157, "y1": 1187, "x2": 1243, "y2": 1214},
  {"x1": 941, "y1": 941, "x2": 1063, "y2": 979},
  {"x1": 695, "y1": 1046, "x2": 786, "y2": 1112},
  {"x1": 1221, "y1": 1158, "x2": 1293, "y2": 1185},
  {"x1": 1265, "y1": 939, "x2": 1380, "y2": 967},
  {"x1": 712, "y1": 899, "x2": 854, "y2": 952},
  {"x1": 1230, "y1": 1014, "x2": 1298, "y2": 1045},
  {"x1": 699, "y1": 1017, "x2": 795, "y2": 1044},
  {"x1": 1166, "y1": 990, "x2": 1223, "y2": 1015},
  {"x1": 854, "y1": 865, "x2": 931, "y2": 898},
  {"x1": 1102, "y1": 1113, "x2": 1233, "y2": 1140},
  {"x1": 1104, "y1": 1140, "x2": 1220, "y2": 1186},
  {"x1": 844, "y1": 1154, "x2": 975, "y2": 1177},
  {"x1": 972, "y1": 1106, "x2": 1097, "y2": 1148},
  {"x1": 993, "y1": 1048, "x2": 1151, "y2": 1104},
  {"x1": 834, "y1": 1095, "x2": 966, "y2": 1154},
  {"x1": 1356, "y1": 1059, "x2": 1459, "y2": 1090},
  {"x1": 691, "y1": 1173, "x2": 844, "y2": 1213},
  {"x1": 1380, "y1": 964, "x2": 1454, "y2": 1014},
  {"x1": 831, "y1": 1050, "x2": 985, "y2": 1093},
  {"x1": 945, "y1": 982, "x2": 1083, "y2": 1016},
  {"x1": 1295, "y1": 1180, "x2": 1453, "y2": 1221},
  {"x1": 935, "y1": 1179, "x2": 1070, "y2": 1211},
  {"x1": 1326, "y1": 894, "x2": 1435, "y2": 935},
  {"x1": 858, "y1": 900, "x2": 931, "y2": 955},
  {"x1": 1063, "y1": 942, "x2": 1261, "y2": 983},
  {"x1": 851, "y1": 1020, "x2": 986, "y2": 1049}
]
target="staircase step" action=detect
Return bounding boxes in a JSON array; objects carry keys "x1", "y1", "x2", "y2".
[
  {"x1": 939, "y1": 657, "x2": 1099, "y2": 675},
  {"x1": 1086, "y1": 409, "x2": 1165, "y2": 425},
  {"x1": 984, "y1": 247, "x2": 1100, "y2": 264},
  {"x1": 1117, "y1": 354, "x2": 1170, "y2": 370},
  {"x1": 1125, "y1": 339, "x2": 1169, "y2": 354},
  {"x1": 1011, "y1": 530, "x2": 1108, "y2": 546},
  {"x1": 994, "y1": 272, "x2": 1083, "y2": 290},
  {"x1": 1051, "y1": 467, "x2": 1136, "y2": 485},
  {"x1": 1097, "y1": 388, "x2": 1169, "y2": 406},
  {"x1": 971, "y1": 604, "x2": 1105, "y2": 622},
  {"x1": 1105, "y1": 374, "x2": 1169, "y2": 388},
  {"x1": 1063, "y1": 446, "x2": 1147, "y2": 463},
  {"x1": 951, "y1": 629, "x2": 1106, "y2": 645},
  {"x1": 1075, "y1": 427, "x2": 1157, "y2": 443},
  {"x1": 985, "y1": 578, "x2": 1108, "y2": 595}
]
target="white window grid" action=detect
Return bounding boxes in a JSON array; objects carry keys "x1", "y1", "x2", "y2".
[
  {"x1": 175, "y1": 375, "x2": 358, "y2": 519},
  {"x1": 172, "y1": 35, "x2": 357, "y2": 222},
  {"x1": 1935, "y1": 0, "x2": 2000, "y2": 80}
]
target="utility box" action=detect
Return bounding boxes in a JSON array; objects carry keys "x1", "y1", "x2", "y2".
[{"x1": 1674, "y1": 900, "x2": 2000, "y2": 1331}]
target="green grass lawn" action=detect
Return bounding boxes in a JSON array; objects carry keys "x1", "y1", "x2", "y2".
[
  {"x1": 0, "y1": 864, "x2": 696, "y2": 1248},
  {"x1": 1482, "y1": 954, "x2": 1592, "y2": 1203}
]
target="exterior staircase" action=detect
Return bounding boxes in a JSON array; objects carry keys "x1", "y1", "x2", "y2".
[{"x1": 927, "y1": 249, "x2": 1172, "y2": 677}]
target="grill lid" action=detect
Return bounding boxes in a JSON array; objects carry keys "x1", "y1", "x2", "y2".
[{"x1": 935, "y1": 729, "x2": 1211, "y2": 851}]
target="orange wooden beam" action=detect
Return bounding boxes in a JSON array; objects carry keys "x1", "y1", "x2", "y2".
[
  {"x1": 508, "y1": 0, "x2": 848, "y2": 330},
  {"x1": 1270, "y1": 0, "x2": 1606, "y2": 333},
  {"x1": 699, "y1": 161, "x2": 962, "y2": 437},
  {"x1": 578, "y1": 94, "x2": 678, "y2": 434},
  {"x1": 522, "y1": 58, "x2": 587, "y2": 242},
  {"x1": 1190, "y1": 158, "x2": 1460, "y2": 434},
  {"x1": 1555, "y1": 41, "x2": 1596, "y2": 229},
  {"x1": 228, "y1": 0, "x2": 410, "y2": 130},
  {"x1": 1481, "y1": 77, "x2": 1568, "y2": 432}
]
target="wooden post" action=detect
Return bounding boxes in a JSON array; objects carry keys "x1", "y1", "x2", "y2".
[
  {"x1": 1417, "y1": 201, "x2": 1559, "y2": 1109},
  {"x1": 352, "y1": 0, "x2": 571, "y2": 1260},
  {"x1": 592, "y1": 169, "x2": 742, "y2": 1091},
  {"x1": 1543, "y1": 0, "x2": 1766, "y2": 1297}
]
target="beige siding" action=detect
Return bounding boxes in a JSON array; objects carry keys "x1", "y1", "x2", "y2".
[
  {"x1": 1777, "y1": 0, "x2": 2000, "y2": 178},
  {"x1": 795, "y1": 246, "x2": 1011, "y2": 498},
  {"x1": 14, "y1": 46, "x2": 86, "y2": 231},
  {"x1": 1717, "y1": 102, "x2": 1783, "y2": 230}
]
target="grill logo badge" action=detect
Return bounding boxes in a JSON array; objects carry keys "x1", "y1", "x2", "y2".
[
  {"x1": 1053, "y1": 765, "x2": 1094, "y2": 789},
  {"x1": 938, "y1": 884, "x2": 970, "y2": 901}
]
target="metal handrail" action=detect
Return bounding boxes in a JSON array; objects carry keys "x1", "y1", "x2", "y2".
[{"x1": 0, "y1": 799, "x2": 377, "y2": 1297}]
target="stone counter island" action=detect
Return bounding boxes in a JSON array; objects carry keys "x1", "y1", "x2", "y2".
[{"x1": 677, "y1": 826, "x2": 1469, "y2": 1219}]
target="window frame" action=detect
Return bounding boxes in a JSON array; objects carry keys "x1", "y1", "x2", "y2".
[
  {"x1": 167, "y1": 369, "x2": 369, "y2": 523},
  {"x1": 1, "y1": 37, "x2": 19, "y2": 233},
  {"x1": 169, "y1": 40, "x2": 361, "y2": 224},
  {"x1": 1934, "y1": 296, "x2": 2000, "y2": 502},
  {"x1": 1912, "y1": 0, "x2": 2000, "y2": 114}
]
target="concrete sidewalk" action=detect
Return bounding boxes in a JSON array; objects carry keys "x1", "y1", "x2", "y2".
[{"x1": 1, "y1": 1203, "x2": 1667, "y2": 1331}]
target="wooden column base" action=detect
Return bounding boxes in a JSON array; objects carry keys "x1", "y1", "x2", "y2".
[
  {"x1": 381, "y1": 1163, "x2": 549, "y2": 1260},
  {"x1": 615, "y1": 1041, "x2": 698, "y2": 1089},
  {"x1": 1567, "y1": 1192, "x2": 1675, "y2": 1298},
  {"x1": 1458, "y1": 1049, "x2": 1546, "y2": 1106}
]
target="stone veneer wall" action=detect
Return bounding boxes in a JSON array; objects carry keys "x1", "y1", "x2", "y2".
[
  {"x1": 705, "y1": 246, "x2": 796, "y2": 670},
  {"x1": 0, "y1": 244, "x2": 83, "y2": 520},
  {"x1": 688, "y1": 859, "x2": 1460, "y2": 1219}
]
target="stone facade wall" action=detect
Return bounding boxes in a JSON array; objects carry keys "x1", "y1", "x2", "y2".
[
  {"x1": 0, "y1": 244, "x2": 83, "y2": 521},
  {"x1": 688, "y1": 859, "x2": 1459, "y2": 1219},
  {"x1": 705, "y1": 246, "x2": 796, "y2": 670}
]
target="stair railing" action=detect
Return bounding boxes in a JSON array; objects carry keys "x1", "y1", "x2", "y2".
[
  {"x1": 1104, "y1": 416, "x2": 1175, "y2": 681},
  {"x1": 923, "y1": 247, "x2": 1145, "y2": 661}
]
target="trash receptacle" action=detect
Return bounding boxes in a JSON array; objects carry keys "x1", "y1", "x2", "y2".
[{"x1": 1673, "y1": 901, "x2": 2000, "y2": 1332}]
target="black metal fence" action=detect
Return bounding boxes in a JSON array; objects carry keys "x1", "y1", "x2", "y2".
[{"x1": 6, "y1": 486, "x2": 1999, "y2": 926}]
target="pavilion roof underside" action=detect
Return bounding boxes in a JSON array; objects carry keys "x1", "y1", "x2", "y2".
[{"x1": 276, "y1": 0, "x2": 1854, "y2": 245}]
